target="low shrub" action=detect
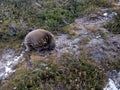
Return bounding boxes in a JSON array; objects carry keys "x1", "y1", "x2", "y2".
[
  {"x1": 1, "y1": 54, "x2": 107, "y2": 90},
  {"x1": 105, "y1": 9, "x2": 120, "y2": 34}
]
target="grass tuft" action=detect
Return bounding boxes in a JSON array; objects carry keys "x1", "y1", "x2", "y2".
[{"x1": 104, "y1": 9, "x2": 120, "y2": 34}]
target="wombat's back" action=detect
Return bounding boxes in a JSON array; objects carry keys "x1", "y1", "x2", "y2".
[{"x1": 23, "y1": 29, "x2": 55, "y2": 51}]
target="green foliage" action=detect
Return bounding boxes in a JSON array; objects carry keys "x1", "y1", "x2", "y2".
[
  {"x1": 36, "y1": 0, "x2": 112, "y2": 32},
  {"x1": 0, "y1": 28, "x2": 28, "y2": 49},
  {"x1": 35, "y1": 0, "x2": 87, "y2": 32},
  {"x1": 100, "y1": 32, "x2": 107, "y2": 39},
  {"x1": 105, "y1": 9, "x2": 120, "y2": 34},
  {"x1": 0, "y1": 0, "x2": 112, "y2": 49},
  {"x1": 0, "y1": 0, "x2": 113, "y2": 48},
  {"x1": 3, "y1": 54, "x2": 107, "y2": 90},
  {"x1": 86, "y1": 0, "x2": 112, "y2": 7},
  {"x1": 101, "y1": 57, "x2": 120, "y2": 71},
  {"x1": 0, "y1": 0, "x2": 112, "y2": 32}
]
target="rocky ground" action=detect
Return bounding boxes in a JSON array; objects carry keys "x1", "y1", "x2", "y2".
[
  {"x1": 55, "y1": 7, "x2": 120, "y2": 90},
  {"x1": 56, "y1": 9, "x2": 120, "y2": 90},
  {"x1": 56, "y1": 9, "x2": 120, "y2": 60}
]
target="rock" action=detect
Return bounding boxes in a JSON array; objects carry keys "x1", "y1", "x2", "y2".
[
  {"x1": 87, "y1": 38, "x2": 104, "y2": 47},
  {"x1": 103, "y1": 13, "x2": 108, "y2": 17},
  {"x1": 0, "y1": 67, "x2": 5, "y2": 74},
  {"x1": 103, "y1": 78, "x2": 118, "y2": 90},
  {"x1": 8, "y1": 22, "x2": 17, "y2": 36},
  {"x1": 0, "y1": 49, "x2": 23, "y2": 80},
  {"x1": 4, "y1": 12, "x2": 9, "y2": 17},
  {"x1": 7, "y1": 29, "x2": 16, "y2": 36},
  {"x1": 0, "y1": 20, "x2": 3, "y2": 23},
  {"x1": 89, "y1": 14, "x2": 99, "y2": 20}
]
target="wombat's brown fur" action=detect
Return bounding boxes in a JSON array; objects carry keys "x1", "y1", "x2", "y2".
[{"x1": 22, "y1": 29, "x2": 56, "y2": 52}]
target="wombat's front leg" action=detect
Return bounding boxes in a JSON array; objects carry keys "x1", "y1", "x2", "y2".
[{"x1": 24, "y1": 51, "x2": 32, "y2": 68}]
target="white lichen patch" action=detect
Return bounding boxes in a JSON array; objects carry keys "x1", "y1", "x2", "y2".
[
  {"x1": 0, "y1": 49, "x2": 23, "y2": 80},
  {"x1": 103, "y1": 79, "x2": 118, "y2": 90},
  {"x1": 55, "y1": 34, "x2": 80, "y2": 57}
]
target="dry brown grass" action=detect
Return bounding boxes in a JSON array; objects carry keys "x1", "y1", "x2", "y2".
[{"x1": 84, "y1": 24, "x2": 99, "y2": 33}]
